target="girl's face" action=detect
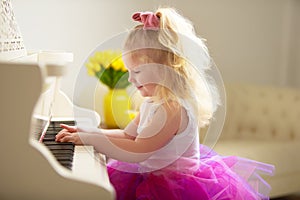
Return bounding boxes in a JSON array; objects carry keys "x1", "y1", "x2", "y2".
[{"x1": 123, "y1": 54, "x2": 160, "y2": 97}]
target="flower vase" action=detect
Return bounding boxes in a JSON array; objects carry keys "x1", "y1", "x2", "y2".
[{"x1": 103, "y1": 89, "x2": 131, "y2": 129}]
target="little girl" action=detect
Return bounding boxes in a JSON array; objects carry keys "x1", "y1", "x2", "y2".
[{"x1": 56, "y1": 7, "x2": 274, "y2": 200}]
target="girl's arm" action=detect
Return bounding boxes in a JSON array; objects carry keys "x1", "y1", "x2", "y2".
[
  {"x1": 59, "y1": 113, "x2": 140, "y2": 140},
  {"x1": 101, "y1": 113, "x2": 140, "y2": 140},
  {"x1": 56, "y1": 103, "x2": 182, "y2": 162}
]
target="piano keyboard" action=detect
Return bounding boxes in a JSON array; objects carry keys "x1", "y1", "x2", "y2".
[{"x1": 35, "y1": 119, "x2": 76, "y2": 170}]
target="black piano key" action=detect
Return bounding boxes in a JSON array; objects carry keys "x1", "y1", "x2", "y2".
[
  {"x1": 43, "y1": 133, "x2": 56, "y2": 138},
  {"x1": 64, "y1": 166, "x2": 72, "y2": 170},
  {"x1": 52, "y1": 121, "x2": 75, "y2": 128},
  {"x1": 46, "y1": 127, "x2": 61, "y2": 131},
  {"x1": 43, "y1": 141, "x2": 73, "y2": 145},
  {"x1": 42, "y1": 136, "x2": 56, "y2": 141},
  {"x1": 45, "y1": 130, "x2": 59, "y2": 134},
  {"x1": 55, "y1": 121, "x2": 75, "y2": 125},
  {"x1": 46, "y1": 141, "x2": 75, "y2": 151},
  {"x1": 62, "y1": 164, "x2": 73, "y2": 170},
  {"x1": 54, "y1": 155, "x2": 74, "y2": 163},
  {"x1": 59, "y1": 160, "x2": 73, "y2": 168},
  {"x1": 55, "y1": 155, "x2": 73, "y2": 162},
  {"x1": 50, "y1": 149, "x2": 74, "y2": 154},
  {"x1": 47, "y1": 145, "x2": 74, "y2": 151}
]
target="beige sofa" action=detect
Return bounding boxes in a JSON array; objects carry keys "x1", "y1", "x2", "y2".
[{"x1": 211, "y1": 83, "x2": 300, "y2": 198}]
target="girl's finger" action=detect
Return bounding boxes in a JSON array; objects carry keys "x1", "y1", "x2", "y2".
[
  {"x1": 59, "y1": 135, "x2": 74, "y2": 143},
  {"x1": 55, "y1": 131, "x2": 71, "y2": 141},
  {"x1": 60, "y1": 124, "x2": 77, "y2": 133}
]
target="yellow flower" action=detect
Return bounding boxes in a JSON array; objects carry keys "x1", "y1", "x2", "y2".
[
  {"x1": 86, "y1": 62, "x2": 93, "y2": 70},
  {"x1": 111, "y1": 58, "x2": 124, "y2": 71},
  {"x1": 85, "y1": 50, "x2": 130, "y2": 89},
  {"x1": 93, "y1": 63, "x2": 101, "y2": 72},
  {"x1": 87, "y1": 68, "x2": 95, "y2": 76},
  {"x1": 121, "y1": 63, "x2": 127, "y2": 72},
  {"x1": 86, "y1": 62, "x2": 101, "y2": 75},
  {"x1": 128, "y1": 110, "x2": 138, "y2": 120}
]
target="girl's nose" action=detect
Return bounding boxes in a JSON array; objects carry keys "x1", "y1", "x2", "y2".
[{"x1": 128, "y1": 72, "x2": 135, "y2": 83}]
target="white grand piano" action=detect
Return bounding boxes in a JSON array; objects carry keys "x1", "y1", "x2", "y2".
[{"x1": 0, "y1": 52, "x2": 115, "y2": 199}]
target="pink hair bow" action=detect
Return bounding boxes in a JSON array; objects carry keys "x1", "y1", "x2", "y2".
[{"x1": 132, "y1": 12, "x2": 160, "y2": 30}]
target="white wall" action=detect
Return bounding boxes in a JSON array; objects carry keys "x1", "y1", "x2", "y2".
[
  {"x1": 288, "y1": 0, "x2": 300, "y2": 87},
  {"x1": 11, "y1": 0, "x2": 300, "y2": 108}
]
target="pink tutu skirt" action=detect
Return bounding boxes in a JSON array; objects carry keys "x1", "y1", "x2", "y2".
[{"x1": 107, "y1": 145, "x2": 274, "y2": 200}]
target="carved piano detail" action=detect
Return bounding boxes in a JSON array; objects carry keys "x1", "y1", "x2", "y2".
[{"x1": 0, "y1": 58, "x2": 115, "y2": 199}]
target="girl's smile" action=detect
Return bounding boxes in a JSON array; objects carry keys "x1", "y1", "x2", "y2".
[{"x1": 136, "y1": 85, "x2": 143, "y2": 90}]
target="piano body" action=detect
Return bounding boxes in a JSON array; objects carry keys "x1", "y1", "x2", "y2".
[{"x1": 0, "y1": 52, "x2": 115, "y2": 200}]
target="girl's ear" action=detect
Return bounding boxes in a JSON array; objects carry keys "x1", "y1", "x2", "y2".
[{"x1": 155, "y1": 11, "x2": 162, "y2": 19}]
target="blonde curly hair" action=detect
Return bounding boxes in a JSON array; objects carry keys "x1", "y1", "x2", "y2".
[{"x1": 123, "y1": 7, "x2": 219, "y2": 127}]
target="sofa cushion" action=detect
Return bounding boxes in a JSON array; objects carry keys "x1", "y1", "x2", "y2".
[
  {"x1": 213, "y1": 140, "x2": 300, "y2": 176},
  {"x1": 221, "y1": 84, "x2": 300, "y2": 141}
]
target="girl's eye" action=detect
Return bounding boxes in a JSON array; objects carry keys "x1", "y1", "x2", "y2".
[{"x1": 134, "y1": 71, "x2": 140, "y2": 74}]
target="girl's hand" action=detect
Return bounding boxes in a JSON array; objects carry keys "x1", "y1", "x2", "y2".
[
  {"x1": 55, "y1": 124, "x2": 83, "y2": 145},
  {"x1": 61, "y1": 123, "x2": 100, "y2": 134}
]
